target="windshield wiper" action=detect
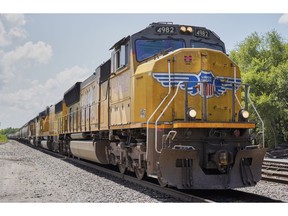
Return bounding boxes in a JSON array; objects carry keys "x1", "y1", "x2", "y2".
[{"x1": 141, "y1": 47, "x2": 173, "y2": 62}]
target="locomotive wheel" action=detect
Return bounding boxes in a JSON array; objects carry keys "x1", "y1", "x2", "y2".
[
  {"x1": 157, "y1": 175, "x2": 168, "y2": 187},
  {"x1": 118, "y1": 163, "x2": 126, "y2": 174},
  {"x1": 134, "y1": 167, "x2": 145, "y2": 180},
  {"x1": 157, "y1": 167, "x2": 167, "y2": 187},
  {"x1": 109, "y1": 154, "x2": 116, "y2": 166},
  {"x1": 66, "y1": 142, "x2": 72, "y2": 157}
]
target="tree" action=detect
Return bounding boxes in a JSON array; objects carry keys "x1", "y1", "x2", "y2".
[
  {"x1": 230, "y1": 30, "x2": 288, "y2": 149},
  {"x1": 0, "y1": 127, "x2": 19, "y2": 136}
]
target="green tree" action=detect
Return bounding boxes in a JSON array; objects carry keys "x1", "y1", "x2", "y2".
[
  {"x1": 0, "y1": 127, "x2": 19, "y2": 136},
  {"x1": 230, "y1": 30, "x2": 288, "y2": 149}
]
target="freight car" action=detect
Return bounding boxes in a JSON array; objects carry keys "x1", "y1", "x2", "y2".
[{"x1": 12, "y1": 22, "x2": 266, "y2": 189}]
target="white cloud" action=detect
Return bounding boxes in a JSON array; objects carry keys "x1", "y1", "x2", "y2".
[
  {"x1": 278, "y1": 14, "x2": 288, "y2": 25},
  {"x1": 56, "y1": 66, "x2": 89, "y2": 83},
  {"x1": 8, "y1": 25, "x2": 27, "y2": 38},
  {"x1": 2, "y1": 14, "x2": 26, "y2": 26},
  {"x1": 0, "y1": 66, "x2": 89, "y2": 128},
  {"x1": 0, "y1": 41, "x2": 53, "y2": 84},
  {"x1": 0, "y1": 66, "x2": 90, "y2": 112},
  {"x1": 3, "y1": 41, "x2": 53, "y2": 64},
  {"x1": 0, "y1": 14, "x2": 40, "y2": 87},
  {"x1": 0, "y1": 20, "x2": 10, "y2": 46},
  {"x1": 0, "y1": 14, "x2": 27, "y2": 46}
]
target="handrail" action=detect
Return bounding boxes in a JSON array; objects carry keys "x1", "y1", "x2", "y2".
[
  {"x1": 146, "y1": 60, "x2": 172, "y2": 159},
  {"x1": 154, "y1": 82, "x2": 183, "y2": 153},
  {"x1": 247, "y1": 86, "x2": 265, "y2": 148}
]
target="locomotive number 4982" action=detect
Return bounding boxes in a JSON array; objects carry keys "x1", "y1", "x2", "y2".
[
  {"x1": 195, "y1": 29, "x2": 209, "y2": 38},
  {"x1": 156, "y1": 26, "x2": 176, "y2": 34}
]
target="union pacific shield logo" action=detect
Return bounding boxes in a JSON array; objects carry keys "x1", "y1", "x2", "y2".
[
  {"x1": 152, "y1": 70, "x2": 241, "y2": 98},
  {"x1": 198, "y1": 71, "x2": 214, "y2": 98}
]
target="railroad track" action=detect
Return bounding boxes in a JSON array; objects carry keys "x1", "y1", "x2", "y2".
[
  {"x1": 67, "y1": 156, "x2": 215, "y2": 202},
  {"x1": 62, "y1": 158, "x2": 282, "y2": 202},
  {"x1": 21, "y1": 142, "x2": 213, "y2": 203},
  {"x1": 262, "y1": 159, "x2": 288, "y2": 184},
  {"x1": 14, "y1": 141, "x2": 282, "y2": 203},
  {"x1": 36, "y1": 146, "x2": 282, "y2": 202}
]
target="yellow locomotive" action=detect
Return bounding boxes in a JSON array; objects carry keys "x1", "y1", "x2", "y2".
[{"x1": 15, "y1": 22, "x2": 266, "y2": 189}]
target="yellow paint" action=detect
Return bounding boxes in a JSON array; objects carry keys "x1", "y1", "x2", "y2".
[
  {"x1": 110, "y1": 67, "x2": 132, "y2": 126},
  {"x1": 62, "y1": 100, "x2": 68, "y2": 133},
  {"x1": 173, "y1": 122, "x2": 256, "y2": 129},
  {"x1": 99, "y1": 80, "x2": 109, "y2": 130},
  {"x1": 133, "y1": 48, "x2": 243, "y2": 124},
  {"x1": 110, "y1": 123, "x2": 173, "y2": 130}
]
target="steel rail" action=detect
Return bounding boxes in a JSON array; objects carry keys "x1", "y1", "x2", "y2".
[
  {"x1": 261, "y1": 159, "x2": 288, "y2": 185},
  {"x1": 261, "y1": 176, "x2": 288, "y2": 185}
]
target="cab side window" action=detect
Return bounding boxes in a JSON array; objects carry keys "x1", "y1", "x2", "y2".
[{"x1": 111, "y1": 37, "x2": 130, "y2": 73}]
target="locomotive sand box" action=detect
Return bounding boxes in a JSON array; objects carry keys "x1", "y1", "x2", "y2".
[{"x1": 10, "y1": 22, "x2": 266, "y2": 189}]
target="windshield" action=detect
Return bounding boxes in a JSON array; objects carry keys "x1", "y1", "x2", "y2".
[
  {"x1": 191, "y1": 40, "x2": 224, "y2": 52},
  {"x1": 135, "y1": 39, "x2": 185, "y2": 62}
]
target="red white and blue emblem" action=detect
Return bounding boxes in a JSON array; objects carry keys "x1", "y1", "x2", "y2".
[{"x1": 152, "y1": 70, "x2": 241, "y2": 98}]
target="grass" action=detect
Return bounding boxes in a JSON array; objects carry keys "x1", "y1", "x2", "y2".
[{"x1": 0, "y1": 134, "x2": 8, "y2": 143}]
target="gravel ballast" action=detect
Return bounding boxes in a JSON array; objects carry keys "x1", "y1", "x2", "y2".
[
  {"x1": 1, "y1": 140, "x2": 287, "y2": 203},
  {"x1": 0, "y1": 140, "x2": 179, "y2": 202}
]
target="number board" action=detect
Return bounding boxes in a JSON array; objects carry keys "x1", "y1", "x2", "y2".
[
  {"x1": 194, "y1": 28, "x2": 210, "y2": 38},
  {"x1": 155, "y1": 26, "x2": 176, "y2": 34}
]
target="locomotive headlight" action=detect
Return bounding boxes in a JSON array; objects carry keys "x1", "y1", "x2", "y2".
[
  {"x1": 187, "y1": 26, "x2": 193, "y2": 33},
  {"x1": 188, "y1": 108, "x2": 197, "y2": 118},
  {"x1": 180, "y1": 26, "x2": 187, "y2": 32},
  {"x1": 240, "y1": 110, "x2": 249, "y2": 119}
]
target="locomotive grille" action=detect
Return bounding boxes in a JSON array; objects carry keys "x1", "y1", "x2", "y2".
[{"x1": 176, "y1": 158, "x2": 193, "y2": 167}]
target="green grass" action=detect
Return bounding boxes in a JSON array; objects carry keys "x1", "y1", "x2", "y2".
[{"x1": 0, "y1": 134, "x2": 8, "y2": 143}]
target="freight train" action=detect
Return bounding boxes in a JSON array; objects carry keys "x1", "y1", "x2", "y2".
[{"x1": 9, "y1": 22, "x2": 266, "y2": 189}]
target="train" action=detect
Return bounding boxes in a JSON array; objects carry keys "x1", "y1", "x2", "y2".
[{"x1": 9, "y1": 22, "x2": 266, "y2": 189}]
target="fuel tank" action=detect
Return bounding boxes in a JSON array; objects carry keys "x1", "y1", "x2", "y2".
[
  {"x1": 70, "y1": 140, "x2": 109, "y2": 164},
  {"x1": 41, "y1": 140, "x2": 48, "y2": 149}
]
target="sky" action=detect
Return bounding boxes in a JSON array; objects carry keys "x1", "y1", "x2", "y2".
[{"x1": 1, "y1": 1, "x2": 288, "y2": 129}]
